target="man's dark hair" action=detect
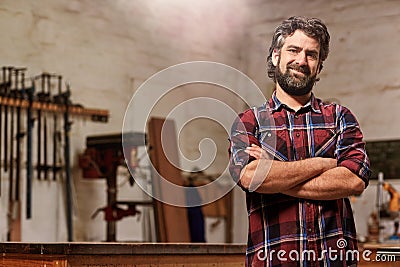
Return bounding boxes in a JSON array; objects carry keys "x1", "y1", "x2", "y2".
[{"x1": 267, "y1": 16, "x2": 330, "y2": 82}]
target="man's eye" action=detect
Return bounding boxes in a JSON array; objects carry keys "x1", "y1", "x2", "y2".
[{"x1": 308, "y1": 54, "x2": 318, "y2": 60}]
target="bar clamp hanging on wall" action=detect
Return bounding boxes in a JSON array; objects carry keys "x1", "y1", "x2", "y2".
[{"x1": 0, "y1": 65, "x2": 110, "y2": 242}]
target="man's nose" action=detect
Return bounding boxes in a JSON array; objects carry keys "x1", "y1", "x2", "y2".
[{"x1": 294, "y1": 51, "x2": 307, "y2": 66}]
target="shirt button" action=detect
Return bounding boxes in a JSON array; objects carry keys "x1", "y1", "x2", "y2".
[
  {"x1": 296, "y1": 133, "x2": 300, "y2": 137},
  {"x1": 306, "y1": 202, "x2": 310, "y2": 206},
  {"x1": 308, "y1": 228, "x2": 312, "y2": 232},
  {"x1": 294, "y1": 115, "x2": 299, "y2": 119}
]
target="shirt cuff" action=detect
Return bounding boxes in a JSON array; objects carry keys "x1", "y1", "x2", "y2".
[{"x1": 338, "y1": 158, "x2": 370, "y2": 187}]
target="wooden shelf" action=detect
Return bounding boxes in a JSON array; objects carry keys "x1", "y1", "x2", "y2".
[{"x1": 0, "y1": 96, "x2": 109, "y2": 122}]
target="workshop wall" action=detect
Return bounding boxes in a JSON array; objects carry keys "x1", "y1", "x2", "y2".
[
  {"x1": 0, "y1": 0, "x2": 252, "y2": 242},
  {"x1": 0, "y1": 0, "x2": 399, "y2": 243}
]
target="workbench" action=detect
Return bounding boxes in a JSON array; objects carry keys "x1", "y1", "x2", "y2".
[
  {"x1": 0, "y1": 242, "x2": 246, "y2": 267},
  {"x1": 3, "y1": 242, "x2": 400, "y2": 266}
]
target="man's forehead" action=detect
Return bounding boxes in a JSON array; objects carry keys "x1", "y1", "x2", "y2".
[{"x1": 283, "y1": 30, "x2": 320, "y2": 50}]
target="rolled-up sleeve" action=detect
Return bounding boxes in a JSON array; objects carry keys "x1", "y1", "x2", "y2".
[
  {"x1": 336, "y1": 106, "x2": 371, "y2": 187},
  {"x1": 228, "y1": 109, "x2": 260, "y2": 188}
]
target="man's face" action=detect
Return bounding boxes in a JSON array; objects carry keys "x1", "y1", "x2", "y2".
[{"x1": 272, "y1": 30, "x2": 321, "y2": 96}]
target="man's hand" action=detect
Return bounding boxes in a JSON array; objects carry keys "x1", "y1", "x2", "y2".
[
  {"x1": 245, "y1": 144, "x2": 271, "y2": 159},
  {"x1": 245, "y1": 144, "x2": 336, "y2": 170},
  {"x1": 242, "y1": 145, "x2": 364, "y2": 199},
  {"x1": 240, "y1": 144, "x2": 337, "y2": 194}
]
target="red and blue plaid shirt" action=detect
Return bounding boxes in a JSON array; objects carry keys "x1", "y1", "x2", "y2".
[{"x1": 229, "y1": 92, "x2": 370, "y2": 267}]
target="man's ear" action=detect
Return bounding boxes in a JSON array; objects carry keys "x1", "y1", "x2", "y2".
[{"x1": 272, "y1": 49, "x2": 279, "y2": 67}]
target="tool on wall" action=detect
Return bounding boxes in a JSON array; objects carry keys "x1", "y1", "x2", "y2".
[
  {"x1": 9, "y1": 69, "x2": 25, "y2": 200},
  {"x1": 62, "y1": 83, "x2": 73, "y2": 242},
  {"x1": 0, "y1": 65, "x2": 110, "y2": 241},
  {"x1": 25, "y1": 77, "x2": 35, "y2": 219},
  {"x1": 9, "y1": 69, "x2": 17, "y2": 202},
  {"x1": 44, "y1": 74, "x2": 50, "y2": 180},
  {"x1": 15, "y1": 68, "x2": 27, "y2": 202},
  {"x1": 4, "y1": 67, "x2": 14, "y2": 173},
  {"x1": 7, "y1": 68, "x2": 16, "y2": 241},
  {"x1": 7, "y1": 67, "x2": 27, "y2": 241},
  {"x1": 52, "y1": 75, "x2": 63, "y2": 181},
  {"x1": 36, "y1": 73, "x2": 44, "y2": 180},
  {"x1": 0, "y1": 67, "x2": 5, "y2": 196}
]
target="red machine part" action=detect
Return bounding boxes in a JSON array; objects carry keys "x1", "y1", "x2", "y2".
[
  {"x1": 91, "y1": 203, "x2": 141, "y2": 221},
  {"x1": 78, "y1": 146, "x2": 138, "y2": 179}
]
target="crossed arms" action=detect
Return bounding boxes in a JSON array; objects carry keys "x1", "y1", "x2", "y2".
[{"x1": 239, "y1": 144, "x2": 365, "y2": 200}]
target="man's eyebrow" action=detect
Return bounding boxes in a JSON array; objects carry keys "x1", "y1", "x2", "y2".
[
  {"x1": 287, "y1": 45, "x2": 319, "y2": 55},
  {"x1": 286, "y1": 45, "x2": 301, "y2": 50}
]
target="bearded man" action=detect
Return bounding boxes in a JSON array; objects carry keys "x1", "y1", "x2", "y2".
[{"x1": 229, "y1": 16, "x2": 370, "y2": 267}]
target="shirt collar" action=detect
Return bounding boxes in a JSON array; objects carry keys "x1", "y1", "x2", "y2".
[{"x1": 269, "y1": 90, "x2": 322, "y2": 113}]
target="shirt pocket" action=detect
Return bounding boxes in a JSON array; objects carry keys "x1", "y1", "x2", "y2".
[
  {"x1": 313, "y1": 127, "x2": 337, "y2": 157},
  {"x1": 258, "y1": 128, "x2": 289, "y2": 161}
]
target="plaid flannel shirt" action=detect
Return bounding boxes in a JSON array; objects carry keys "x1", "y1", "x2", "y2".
[{"x1": 229, "y1": 92, "x2": 371, "y2": 267}]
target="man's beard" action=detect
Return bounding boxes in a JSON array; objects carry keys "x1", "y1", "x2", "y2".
[{"x1": 275, "y1": 60, "x2": 317, "y2": 96}]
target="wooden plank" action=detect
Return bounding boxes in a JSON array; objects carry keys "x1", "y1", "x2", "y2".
[
  {"x1": 201, "y1": 197, "x2": 227, "y2": 217},
  {"x1": 0, "y1": 254, "x2": 68, "y2": 267},
  {"x1": 148, "y1": 117, "x2": 191, "y2": 242}
]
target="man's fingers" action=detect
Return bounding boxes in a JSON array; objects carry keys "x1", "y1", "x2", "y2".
[
  {"x1": 245, "y1": 150, "x2": 261, "y2": 159},
  {"x1": 245, "y1": 145, "x2": 267, "y2": 160}
]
